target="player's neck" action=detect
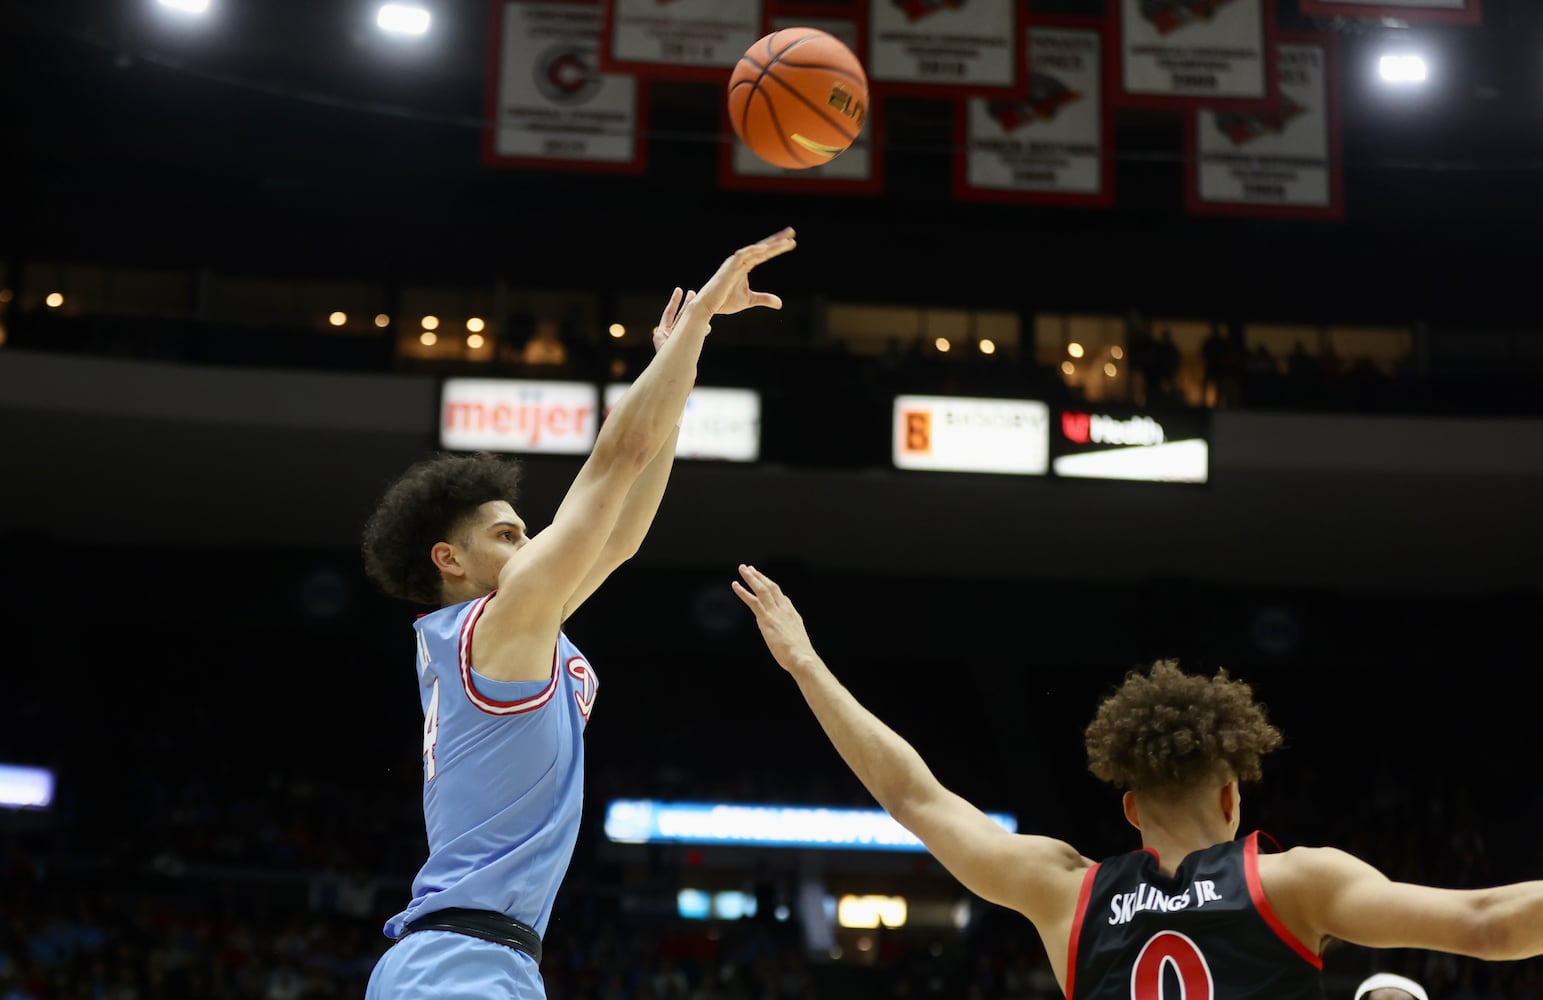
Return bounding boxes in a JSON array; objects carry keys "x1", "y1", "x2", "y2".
[{"x1": 1137, "y1": 811, "x2": 1233, "y2": 877}]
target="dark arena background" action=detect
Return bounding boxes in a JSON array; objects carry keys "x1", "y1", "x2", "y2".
[{"x1": 2, "y1": 0, "x2": 1541, "y2": 997}]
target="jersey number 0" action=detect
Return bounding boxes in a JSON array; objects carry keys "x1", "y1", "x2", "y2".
[{"x1": 1130, "y1": 930, "x2": 1214, "y2": 999}]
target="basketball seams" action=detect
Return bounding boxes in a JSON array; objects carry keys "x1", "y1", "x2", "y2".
[
  {"x1": 760, "y1": 67, "x2": 861, "y2": 142},
  {"x1": 730, "y1": 28, "x2": 865, "y2": 169}
]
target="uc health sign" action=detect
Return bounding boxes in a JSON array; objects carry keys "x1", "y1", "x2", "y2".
[{"x1": 1052, "y1": 407, "x2": 1211, "y2": 483}]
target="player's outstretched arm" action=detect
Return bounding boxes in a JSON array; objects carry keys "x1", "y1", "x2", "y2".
[
  {"x1": 559, "y1": 289, "x2": 694, "y2": 619},
  {"x1": 731, "y1": 564, "x2": 1090, "y2": 924},
  {"x1": 482, "y1": 231, "x2": 796, "y2": 653},
  {"x1": 1280, "y1": 845, "x2": 1543, "y2": 961}
]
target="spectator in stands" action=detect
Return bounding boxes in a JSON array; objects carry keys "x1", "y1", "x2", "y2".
[{"x1": 523, "y1": 318, "x2": 570, "y2": 368}]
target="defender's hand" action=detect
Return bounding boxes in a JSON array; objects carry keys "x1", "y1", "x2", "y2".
[{"x1": 731, "y1": 564, "x2": 819, "y2": 675}]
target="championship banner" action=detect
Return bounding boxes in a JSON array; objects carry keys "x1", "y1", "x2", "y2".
[
  {"x1": 483, "y1": 0, "x2": 646, "y2": 172},
  {"x1": 1051, "y1": 406, "x2": 1211, "y2": 484},
  {"x1": 1298, "y1": 0, "x2": 1479, "y2": 25},
  {"x1": 1187, "y1": 34, "x2": 1342, "y2": 220},
  {"x1": 954, "y1": 18, "x2": 1112, "y2": 207},
  {"x1": 599, "y1": 0, "x2": 765, "y2": 80},
  {"x1": 1112, "y1": 0, "x2": 1277, "y2": 110},
  {"x1": 867, "y1": 0, "x2": 1022, "y2": 96},
  {"x1": 720, "y1": 8, "x2": 883, "y2": 194}
]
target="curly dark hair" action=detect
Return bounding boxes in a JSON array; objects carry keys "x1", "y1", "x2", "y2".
[
  {"x1": 1084, "y1": 659, "x2": 1283, "y2": 794},
  {"x1": 361, "y1": 452, "x2": 525, "y2": 606}
]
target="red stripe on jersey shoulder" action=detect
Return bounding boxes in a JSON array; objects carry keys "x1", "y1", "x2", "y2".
[
  {"x1": 1063, "y1": 861, "x2": 1101, "y2": 1000},
  {"x1": 1243, "y1": 830, "x2": 1322, "y2": 969},
  {"x1": 458, "y1": 592, "x2": 561, "y2": 715}
]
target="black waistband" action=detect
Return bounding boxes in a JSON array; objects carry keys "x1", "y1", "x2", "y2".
[{"x1": 401, "y1": 908, "x2": 542, "y2": 963}]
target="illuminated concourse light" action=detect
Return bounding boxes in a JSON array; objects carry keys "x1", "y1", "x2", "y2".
[
  {"x1": 420, "y1": 315, "x2": 440, "y2": 331},
  {"x1": 1111, "y1": 345, "x2": 1124, "y2": 360},
  {"x1": 466, "y1": 334, "x2": 485, "y2": 350},
  {"x1": 934, "y1": 337, "x2": 951, "y2": 353},
  {"x1": 377, "y1": 3, "x2": 431, "y2": 35},
  {"x1": 466, "y1": 317, "x2": 486, "y2": 333},
  {"x1": 419, "y1": 331, "x2": 438, "y2": 346},
  {"x1": 45, "y1": 292, "x2": 64, "y2": 309},
  {"x1": 157, "y1": 0, "x2": 211, "y2": 13},
  {"x1": 1378, "y1": 53, "x2": 1428, "y2": 85},
  {"x1": 1060, "y1": 361, "x2": 1075, "y2": 376},
  {"x1": 328, "y1": 311, "x2": 347, "y2": 327},
  {"x1": 1104, "y1": 362, "x2": 1118, "y2": 377},
  {"x1": 608, "y1": 323, "x2": 626, "y2": 338},
  {"x1": 978, "y1": 338, "x2": 996, "y2": 355},
  {"x1": 1067, "y1": 342, "x2": 1084, "y2": 358},
  {"x1": 374, "y1": 314, "x2": 391, "y2": 328}
]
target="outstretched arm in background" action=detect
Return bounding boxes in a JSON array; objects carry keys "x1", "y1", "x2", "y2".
[{"x1": 730, "y1": 564, "x2": 1090, "y2": 929}]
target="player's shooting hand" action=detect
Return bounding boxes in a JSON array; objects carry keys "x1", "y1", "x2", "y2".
[
  {"x1": 691, "y1": 227, "x2": 796, "y2": 318},
  {"x1": 731, "y1": 564, "x2": 819, "y2": 675},
  {"x1": 653, "y1": 287, "x2": 699, "y2": 351}
]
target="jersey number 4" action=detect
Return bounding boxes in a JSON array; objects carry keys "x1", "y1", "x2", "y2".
[
  {"x1": 423, "y1": 677, "x2": 441, "y2": 782},
  {"x1": 1130, "y1": 930, "x2": 1214, "y2": 1000}
]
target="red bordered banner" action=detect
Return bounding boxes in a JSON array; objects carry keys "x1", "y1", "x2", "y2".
[
  {"x1": 866, "y1": 0, "x2": 1023, "y2": 98},
  {"x1": 1110, "y1": 0, "x2": 1278, "y2": 111},
  {"x1": 719, "y1": 4, "x2": 884, "y2": 194},
  {"x1": 1185, "y1": 32, "x2": 1343, "y2": 220},
  {"x1": 953, "y1": 15, "x2": 1113, "y2": 207},
  {"x1": 1298, "y1": 0, "x2": 1480, "y2": 25},
  {"x1": 483, "y1": 0, "x2": 648, "y2": 173},
  {"x1": 598, "y1": 0, "x2": 767, "y2": 81}
]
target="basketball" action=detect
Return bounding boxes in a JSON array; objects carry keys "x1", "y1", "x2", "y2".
[{"x1": 727, "y1": 28, "x2": 869, "y2": 171}]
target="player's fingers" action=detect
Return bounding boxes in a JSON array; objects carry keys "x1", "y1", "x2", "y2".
[
  {"x1": 730, "y1": 580, "x2": 758, "y2": 610},
  {"x1": 746, "y1": 291, "x2": 782, "y2": 311},
  {"x1": 745, "y1": 565, "x2": 783, "y2": 598}
]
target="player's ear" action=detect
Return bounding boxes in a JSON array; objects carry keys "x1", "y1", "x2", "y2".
[
  {"x1": 1122, "y1": 791, "x2": 1141, "y2": 831},
  {"x1": 1219, "y1": 780, "x2": 1240, "y2": 825},
  {"x1": 431, "y1": 541, "x2": 464, "y2": 578}
]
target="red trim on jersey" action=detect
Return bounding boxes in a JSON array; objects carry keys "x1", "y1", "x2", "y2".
[
  {"x1": 458, "y1": 592, "x2": 561, "y2": 716},
  {"x1": 1244, "y1": 830, "x2": 1322, "y2": 969},
  {"x1": 1064, "y1": 861, "x2": 1100, "y2": 999}
]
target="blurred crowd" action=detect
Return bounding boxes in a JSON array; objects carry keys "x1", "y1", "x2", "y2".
[{"x1": 5, "y1": 741, "x2": 1543, "y2": 1000}]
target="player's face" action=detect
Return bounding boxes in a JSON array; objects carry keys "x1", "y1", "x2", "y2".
[{"x1": 466, "y1": 500, "x2": 529, "y2": 587}]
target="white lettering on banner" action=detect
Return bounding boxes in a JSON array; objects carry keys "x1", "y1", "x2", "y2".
[
  {"x1": 440, "y1": 378, "x2": 598, "y2": 454},
  {"x1": 1092, "y1": 414, "x2": 1166, "y2": 446}
]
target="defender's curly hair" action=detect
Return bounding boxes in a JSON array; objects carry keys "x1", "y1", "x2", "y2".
[
  {"x1": 1084, "y1": 659, "x2": 1283, "y2": 794},
  {"x1": 361, "y1": 452, "x2": 524, "y2": 606}
]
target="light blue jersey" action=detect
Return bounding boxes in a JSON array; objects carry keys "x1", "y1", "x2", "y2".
[{"x1": 376, "y1": 591, "x2": 598, "y2": 961}]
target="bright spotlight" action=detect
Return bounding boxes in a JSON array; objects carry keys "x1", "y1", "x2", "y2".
[
  {"x1": 1378, "y1": 53, "x2": 1428, "y2": 85},
  {"x1": 157, "y1": 0, "x2": 211, "y2": 13},
  {"x1": 377, "y1": 4, "x2": 430, "y2": 35}
]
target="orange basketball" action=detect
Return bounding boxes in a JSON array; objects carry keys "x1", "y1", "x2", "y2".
[{"x1": 727, "y1": 27, "x2": 869, "y2": 171}]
